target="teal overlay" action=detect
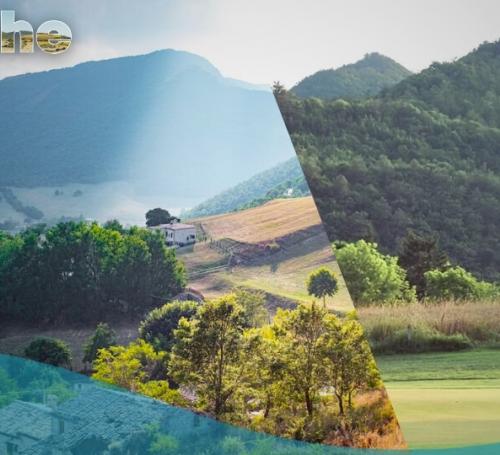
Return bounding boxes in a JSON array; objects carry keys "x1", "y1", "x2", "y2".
[{"x1": 0, "y1": 354, "x2": 498, "y2": 455}]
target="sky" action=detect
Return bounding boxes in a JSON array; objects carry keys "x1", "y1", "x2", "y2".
[{"x1": 1, "y1": 0, "x2": 500, "y2": 86}]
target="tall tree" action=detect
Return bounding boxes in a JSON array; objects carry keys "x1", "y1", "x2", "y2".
[
  {"x1": 169, "y1": 295, "x2": 247, "y2": 418},
  {"x1": 398, "y1": 231, "x2": 449, "y2": 299},
  {"x1": 273, "y1": 303, "x2": 326, "y2": 417},
  {"x1": 320, "y1": 317, "x2": 378, "y2": 415}
]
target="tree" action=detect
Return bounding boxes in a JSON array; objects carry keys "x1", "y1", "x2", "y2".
[
  {"x1": 24, "y1": 337, "x2": 72, "y2": 368},
  {"x1": 273, "y1": 303, "x2": 327, "y2": 417},
  {"x1": 103, "y1": 219, "x2": 125, "y2": 233},
  {"x1": 398, "y1": 231, "x2": 449, "y2": 299},
  {"x1": 83, "y1": 323, "x2": 117, "y2": 365},
  {"x1": 139, "y1": 300, "x2": 199, "y2": 352},
  {"x1": 307, "y1": 268, "x2": 338, "y2": 307},
  {"x1": 233, "y1": 287, "x2": 268, "y2": 327},
  {"x1": 92, "y1": 340, "x2": 184, "y2": 406},
  {"x1": 425, "y1": 266, "x2": 498, "y2": 301},
  {"x1": 0, "y1": 221, "x2": 187, "y2": 324},
  {"x1": 169, "y1": 295, "x2": 247, "y2": 418},
  {"x1": 93, "y1": 340, "x2": 167, "y2": 390},
  {"x1": 336, "y1": 240, "x2": 415, "y2": 305},
  {"x1": 145, "y1": 208, "x2": 174, "y2": 227},
  {"x1": 319, "y1": 317, "x2": 378, "y2": 415}
]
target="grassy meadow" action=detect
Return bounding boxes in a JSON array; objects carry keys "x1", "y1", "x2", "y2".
[
  {"x1": 359, "y1": 301, "x2": 500, "y2": 448},
  {"x1": 378, "y1": 349, "x2": 500, "y2": 448}
]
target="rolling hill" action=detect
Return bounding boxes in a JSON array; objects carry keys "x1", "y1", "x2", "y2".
[
  {"x1": 292, "y1": 52, "x2": 412, "y2": 100},
  {"x1": 180, "y1": 197, "x2": 353, "y2": 311},
  {"x1": 184, "y1": 157, "x2": 309, "y2": 218}
]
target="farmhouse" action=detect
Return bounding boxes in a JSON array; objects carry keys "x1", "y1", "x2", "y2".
[{"x1": 153, "y1": 221, "x2": 196, "y2": 247}]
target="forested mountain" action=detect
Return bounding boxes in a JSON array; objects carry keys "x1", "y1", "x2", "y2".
[
  {"x1": 381, "y1": 41, "x2": 500, "y2": 127},
  {"x1": 276, "y1": 40, "x2": 500, "y2": 282},
  {"x1": 184, "y1": 157, "x2": 309, "y2": 218},
  {"x1": 0, "y1": 50, "x2": 293, "y2": 198},
  {"x1": 292, "y1": 53, "x2": 412, "y2": 100}
]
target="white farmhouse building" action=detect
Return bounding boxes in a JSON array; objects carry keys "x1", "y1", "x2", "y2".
[{"x1": 154, "y1": 222, "x2": 196, "y2": 247}]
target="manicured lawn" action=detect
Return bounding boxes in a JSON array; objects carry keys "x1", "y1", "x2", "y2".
[{"x1": 377, "y1": 349, "x2": 500, "y2": 448}]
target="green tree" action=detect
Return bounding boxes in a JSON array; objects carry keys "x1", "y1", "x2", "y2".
[
  {"x1": 306, "y1": 267, "x2": 338, "y2": 307},
  {"x1": 146, "y1": 208, "x2": 174, "y2": 227},
  {"x1": 336, "y1": 240, "x2": 415, "y2": 304},
  {"x1": 233, "y1": 287, "x2": 268, "y2": 327},
  {"x1": 24, "y1": 337, "x2": 72, "y2": 368},
  {"x1": 169, "y1": 295, "x2": 247, "y2": 418},
  {"x1": 93, "y1": 340, "x2": 166, "y2": 390},
  {"x1": 398, "y1": 231, "x2": 449, "y2": 299},
  {"x1": 139, "y1": 300, "x2": 199, "y2": 352},
  {"x1": 320, "y1": 317, "x2": 378, "y2": 415},
  {"x1": 83, "y1": 323, "x2": 117, "y2": 366},
  {"x1": 425, "y1": 266, "x2": 498, "y2": 301},
  {"x1": 273, "y1": 303, "x2": 327, "y2": 417},
  {"x1": 92, "y1": 340, "x2": 184, "y2": 406}
]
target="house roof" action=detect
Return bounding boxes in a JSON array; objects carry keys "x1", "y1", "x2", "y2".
[{"x1": 0, "y1": 401, "x2": 53, "y2": 440}]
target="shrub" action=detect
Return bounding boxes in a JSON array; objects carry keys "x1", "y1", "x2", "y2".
[
  {"x1": 336, "y1": 240, "x2": 415, "y2": 305},
  {"x1": 139, "y1": 300, "x2": 199, "y2": 351},
  {"x1": 370, "y1": 326, "x2": 473, "y2": 354},
  {"x1": 83, "y1": 323, "x2": 117, "y2": 365},
  {"x1": 24, "y1": 337, "x2": 72, "y2": 367},
  {"x1": 425, "y1": 266, "x2": 499, "y2": 301}
]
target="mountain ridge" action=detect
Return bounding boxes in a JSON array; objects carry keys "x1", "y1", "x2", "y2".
[
  {"x1": 0, "y1": 49, "x2": 293, "y2": 198},
  {"x1": 292, "y1": 52, "x2": 412, "y2": 100}
]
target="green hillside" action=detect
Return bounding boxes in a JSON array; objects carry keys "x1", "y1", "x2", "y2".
[
  {"x1": 382, "y1": 40, "x2": 500, "y2": 127},
  {"x1": 184, "y1": 157, "x2": 309, "y2": 218},
  {"x1": 292, "y1": 53, "x2": 412, "y2": 100},
  {"x1": 277, "y1": 40, "x2": 500, "y2": 282}
]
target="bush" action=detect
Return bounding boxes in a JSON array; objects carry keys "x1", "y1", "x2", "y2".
[
  {"x1": 83, "y1": 323, "x2": 117, "y2": 365},
  {"x1": 425, "y1": 266, "x2": 499, "y2": 301},
  {"x1": 139, "y1": 300, "x2": 199, "y2": 351},
  {"x1": 336, "y1": 240, "x2": 415, "y2": 305},
  {"x1": 24, "y1": 337, "x2": 72, "y2": 367},
  {"x1": 370, "y1": 326, "x2": 473, "y2": 354}
]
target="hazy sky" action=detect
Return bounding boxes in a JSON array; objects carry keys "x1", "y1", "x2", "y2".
[{"x1": 1, "y1": 0, "x2": 500, "y2": 86}]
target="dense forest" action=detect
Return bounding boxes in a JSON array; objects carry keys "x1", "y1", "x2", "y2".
[
  {"x1": 185, "y1": 157, "x2": 309, "y2": 218},
  {"x1": 0, "y1": 222, "x2": 186, "y2": 324},
  {"x1": 276, "y1": 40, "x2": 500, "y2": 282},
  {"x1": 292, "y1": 53, "x2": 412, "y2": 100}
]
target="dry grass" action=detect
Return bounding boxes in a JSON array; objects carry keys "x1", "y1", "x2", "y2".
[
  {"x1": 0, "y1": 322, "x2": 139, "y2": 372},
  {"x1": 193, "y1": 197, "x2": 322, "y2": 244},
  {"x1": 358, "y1": 299, "x2": 500, "y2": 344}
]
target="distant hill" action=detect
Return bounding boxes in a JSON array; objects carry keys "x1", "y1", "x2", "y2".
[
  {"x1": 277, "y1": 40, "x2": 500, "y2": 282},
  {"x1": 184, "y1": 157, "x2": 309, "y2": 219},
  {"x1": 292, "y1": 53, "x2": 412, "y2": 100},
  {"x1": 0, "y1": 50, "x2": 293, "y2": 198}
]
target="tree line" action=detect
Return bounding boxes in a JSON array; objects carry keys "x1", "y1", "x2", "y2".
[{"x1": 0, "y1": 221, "x2": 186, "y2": 324}]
